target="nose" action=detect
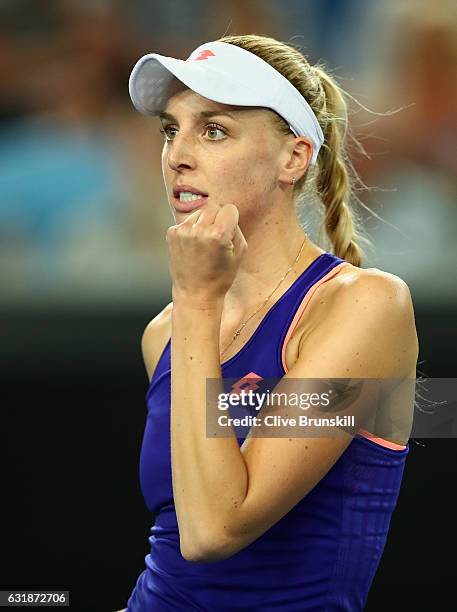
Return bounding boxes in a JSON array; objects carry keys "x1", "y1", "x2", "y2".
[{"x1": 166, "y1": 131, "x2": 197, "y2": 172}]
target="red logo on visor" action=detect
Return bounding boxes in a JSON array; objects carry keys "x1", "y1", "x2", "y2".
[{"x1": 194, "y1": 49, "x2": 216, "y2": 61}]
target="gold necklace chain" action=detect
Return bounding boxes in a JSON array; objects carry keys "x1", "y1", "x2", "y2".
[{"x1": 220, "y1": 234, "x2": 309, "y2": 358}]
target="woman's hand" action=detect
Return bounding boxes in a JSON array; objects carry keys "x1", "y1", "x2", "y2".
[{"x1": 166, "y1": 203, "x2": 248, "y2": 306}]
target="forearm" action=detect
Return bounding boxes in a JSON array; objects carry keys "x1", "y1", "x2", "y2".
[{"x1": 170, "y1": 299, "x2": 248, "y2": 557}]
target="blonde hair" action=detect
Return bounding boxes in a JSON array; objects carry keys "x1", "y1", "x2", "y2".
[{"x1": 219, "y1": 33, "x2": 373, "y2": 267}]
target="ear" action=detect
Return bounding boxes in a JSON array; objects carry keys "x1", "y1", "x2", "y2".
[{"x1": 277, "y1": 136, "x2": 313, "y2": 187}]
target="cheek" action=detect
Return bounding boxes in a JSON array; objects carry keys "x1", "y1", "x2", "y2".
[{"x1": 221, "y1": 145, "x2": 278, "y2": 197}]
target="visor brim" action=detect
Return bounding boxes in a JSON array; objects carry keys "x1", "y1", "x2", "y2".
[{"x1": 129, "y1": 53, "x2": 268, "y2": 116}]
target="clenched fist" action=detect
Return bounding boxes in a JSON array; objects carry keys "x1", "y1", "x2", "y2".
[{"x1": 166, "y1": 203, "x2": 248, "y2": 305}]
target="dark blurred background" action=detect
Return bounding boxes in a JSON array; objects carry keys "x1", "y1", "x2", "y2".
[{"x1": 1, "y1": 0, "x2": 456, "y2": 610}]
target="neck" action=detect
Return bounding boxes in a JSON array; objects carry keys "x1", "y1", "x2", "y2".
[{"x1": 223, "y1": 203, "x2": 323, "y2": 316}]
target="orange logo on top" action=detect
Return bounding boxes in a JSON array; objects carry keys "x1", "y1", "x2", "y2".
[
  {"x1": 194, "y1": 49, "x2": 216, "y2": 61},
  {"x1": 229, "y1": 371, "x2": 263, "y2": 396}
]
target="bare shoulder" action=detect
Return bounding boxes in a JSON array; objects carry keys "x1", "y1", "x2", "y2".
[
  {"x1": 334, "y1": 266, "x2": 416, "y2": 326},
  {"x1": 299, "y1": 264, "x2": 419, "y2": 377},
  {"x1": 359, "y1": 268, "x2": 418, "y2": 352},
  {"x1": 141, "y1": 301, "x2": 173, "y2": 382},
  {"x1": 309, "y1": 264, "x2": 416, "y2": 318}
]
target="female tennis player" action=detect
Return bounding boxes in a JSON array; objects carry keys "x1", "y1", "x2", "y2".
[{"x1": 118, "y1": 34, "x2": 418, "y2": 611}]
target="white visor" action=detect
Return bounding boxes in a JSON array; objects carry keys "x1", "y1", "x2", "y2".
[{"x1": 129, "y1": 40, "x2": 324, "y2": 165}]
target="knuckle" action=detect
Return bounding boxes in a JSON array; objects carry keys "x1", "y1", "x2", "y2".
[{"x1": 208, "y1": 227, "x2": 225, "y2": 241}]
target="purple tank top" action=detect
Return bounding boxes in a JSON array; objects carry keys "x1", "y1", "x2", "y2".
[{"x1": 127, "y1": 251, "x2": 409, "y2": 611}]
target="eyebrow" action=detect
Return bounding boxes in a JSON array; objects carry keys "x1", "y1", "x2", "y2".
[{"x1": 159, "y1": 110, "x2": 237, "y2": 122}]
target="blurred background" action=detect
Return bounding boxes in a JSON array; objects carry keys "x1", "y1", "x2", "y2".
[{"x1": 1, "y1": 0, "x2": 456, "y2": 610}]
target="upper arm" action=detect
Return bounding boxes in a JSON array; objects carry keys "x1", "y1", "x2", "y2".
[
  {"x1": 214, "y1": 272, "x2": 418, "y2": 559},
  {"x1": 141, "y1": 301, "x2": 173, "y2": 383}
]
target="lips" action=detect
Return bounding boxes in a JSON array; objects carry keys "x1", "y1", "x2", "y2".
[
  {"x1": 173, "y1": 194, "x2": 209, "y2": 213},
  {"x1": 173, "y1": 184, "x2": 208, "y2": 198},
  {"x1": 172, "y1": 183, "x2": 209, "y2": 213}
]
